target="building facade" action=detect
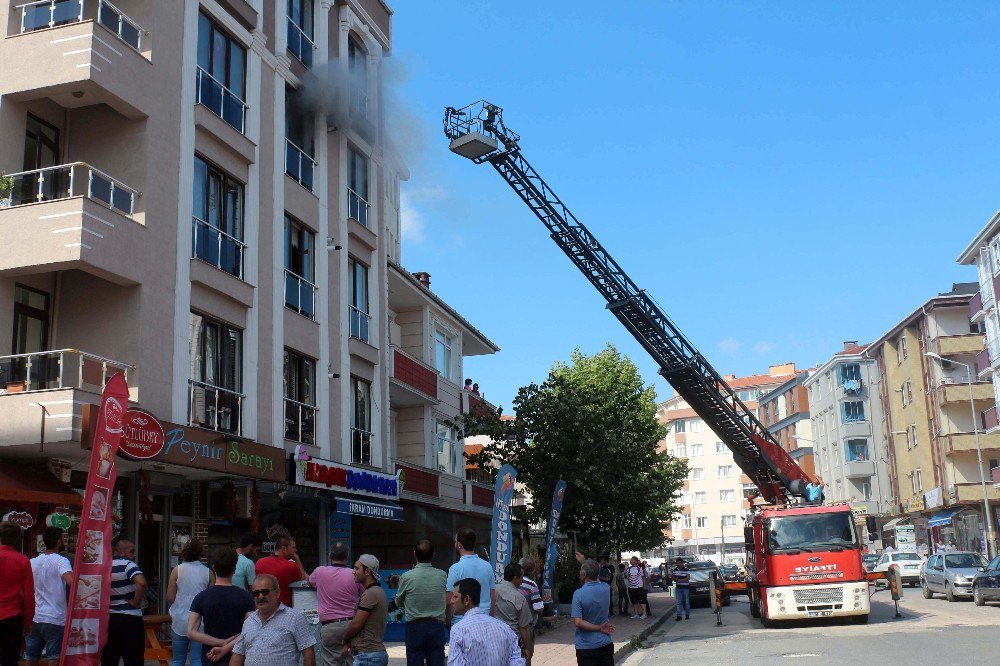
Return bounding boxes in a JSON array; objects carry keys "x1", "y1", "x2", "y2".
[
  {"x1": 759, "y1": 371, "x2": 814, "y2": 477},
  {"x1": 0, "y1": 0, "x2": 499, "y2": 594},
  {"x1": 805, "y1": 342, "x2": 891, "y2": 516}
]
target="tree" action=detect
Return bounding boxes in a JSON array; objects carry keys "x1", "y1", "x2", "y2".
[{"x1": 463, "y1": 344, "x2": 687, "y2": 555}]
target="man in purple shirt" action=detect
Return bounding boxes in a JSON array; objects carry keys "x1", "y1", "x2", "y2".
[{"x1": 308, "y1": 542, "x2": 363, "y2": 666}]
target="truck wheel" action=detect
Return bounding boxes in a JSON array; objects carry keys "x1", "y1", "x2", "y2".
[
  {"x1": 974, "y1": 589, "x2": 985, "y2": 607},
  {"x1": 921, "y1": 580, "x2": 933, "y2": 599},
  {"x1": 850, "y1": 613, "x2": 869, "y2": 625},
  {"x1": 946, "y1": 584, "x2": 956, "y2": 602},
  {"x1": 749, "y1": 590, "x2": 761, "y2": 618}
]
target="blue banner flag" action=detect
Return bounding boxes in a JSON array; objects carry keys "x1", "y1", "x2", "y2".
[
  {"x1": 541, "y1": 480, "x2": 567, "y2": 603},
  {"x1": 489, "y1": 464, "x2": 518, "y2": 583}
]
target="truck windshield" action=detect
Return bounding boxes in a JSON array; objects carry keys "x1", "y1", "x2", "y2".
[{"x1": 766, "y1": 512, "x2": 858, "y2": 553}]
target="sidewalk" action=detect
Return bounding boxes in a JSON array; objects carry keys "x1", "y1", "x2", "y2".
[{"x1": 385, "y1": 589, "x2": 676, "y2": 664}]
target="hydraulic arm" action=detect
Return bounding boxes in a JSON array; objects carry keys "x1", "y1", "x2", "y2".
[{"x1": 444, "y1": 101, "x2": 808, "y2": 503}]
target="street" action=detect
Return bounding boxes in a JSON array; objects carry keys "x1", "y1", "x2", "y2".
[{"x1": 622, "y1": 588, "x2": 1000, "y2": 665}]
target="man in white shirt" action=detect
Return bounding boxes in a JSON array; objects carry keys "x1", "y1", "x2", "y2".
[{"x1": 25, "y1": 526, "x2": 72, "y2": 666}]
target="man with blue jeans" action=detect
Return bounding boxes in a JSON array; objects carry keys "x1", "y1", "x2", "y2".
[
  {"x1": 672, "y1": 558, "x2": 690, "y2": 621},
  {"x1": 571, "y1": 556, "x2": 615, "y2": 666},
  {"x1": 393, "y1": 540, "x2": 448, "y2": 666},
  {"x1": 26, "y1": 527, "x2": 71, "y2": 666}
]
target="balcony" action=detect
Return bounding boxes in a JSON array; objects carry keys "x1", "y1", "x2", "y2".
[
  {"x1": 187, "y1": 379, "x2": 243, "y2": 436},
  {"x1": 954, "y1": 482, "x2": 1000, "y2": 503},
  {"x1": 349, "y1": 305, "x2": 370, "y2": 343},
  {"x1": 283, "y1": 398, "x2": 316, "y2": 444},
  {"x1": 195, "y1": 66, "x2": 247, "y2": 134},
  {"x1": 395, "y1": 461, "x2": 439, "y2": 498},
  {"x1": 936, "y1": 333, "x2": 985, "y2": 357},
  {"x1": 946, "y1": 431, "x2": 1000, "y2": 454},
  {"x1": 0, "y1": 348, "x2": 132, "y2": 395},
  {"x1": 984, "y1": 406, "x2": 999, "y2": 432},
  {"x1": 2, "y1": 0, "x2": 150, "y2": 118},
  {"x1": 978, "y1": 347, "x2": 992, "y2": 378},
  {"x1": 3, "y1": 162, "x2": 136, "y2": 216},
  {"x1": 284, "y1": 138, "x2": 315, "y2": 191},
  {"x1": 286, "y1": 16, "x2": 313, "y2": 68},
  {"x1": 939, "y1": 380, "x2": 995, "y2": 405},
  {"x1": 351, "y1": 427, "x2": 372, "y2": 466},
  {"x1": 192, "y1": 217, "x2": 245, "y2": 281},
  {"x1": 284, "y1": 269, "x2": 317, "y2": 320},
  {"x1": 389, "y1": 346, "x2": 438, "y2": 406},
  {"x1": 970, "y1": 291, "x2": 986, "y2": 323},
  {"x1": 837, "y1": 378, "x2": 864, "y2": 398},
  {"x1": 348, "y1": 188, "x2": 369, "y2": 228},
  {"x1": 844, "y1": 460, "x2": 875, "y2": 479},
  {"x1": 462, "y1": 389, "x2": 496, "y2": 416}
]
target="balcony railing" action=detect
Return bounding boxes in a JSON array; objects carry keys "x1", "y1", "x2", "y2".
[
  {"x1": 970, "y1": 291, "x2": 985, "y2": 321},
  {"x1": 285, "y1": 138, "x2": 316, "y2": 191},
  {"x1": 977, "y1": 347, "x2": 992, "y2": 377},
  {"x1": 18, "y1": 0, "x2": 143, "y2": 52},
  {"x1": 351, "y1": 427, "x2": 372, "y2": 466},
  {"x1": 284, "y1": 398, "x2": 316, "y2": 444},
  {"x1": 0, "y1": 162, "x2": 137, "y2": 217},
  {"x1": 983, "y1": 406, "x2": 999, "y2": 432},
  {"x1": 192, "y1": 217, "x2": 246, "y2": 280},
  {"x1": 188, "y1": 379, "x2": 243, "y2": 435},
  {"x1": 0, "y1": 349, "x2": 132, "y2": 394},
  {"x1": 349, "y1": 305, "x2": 370, "y2": 343},
  {"x1": 348, "y1": 188, "x2": 369, "y2": 227},
  {"x1": 350, "y1": 84, "x2": 368, "y2": 118},
  {"x1": 196, "y1": 66, "x2": 247, "y2": 134},
  {"x1": 284, "y1": 269, "x2": 317, "y2": 319},
  {"x1": 286, "y1": 16, "x2": 314, "y2": 68},
  {"x1": 840, "y1": 378, "x2": 863, "y2": 395}
]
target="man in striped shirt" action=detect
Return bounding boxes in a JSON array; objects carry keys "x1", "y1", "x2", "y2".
[
  {"x1": 447, "y1": 578, "x2": 524, "y2": 666},
  {"x1": 102, "y1": 540, "x2": 146, "y2": 666}
]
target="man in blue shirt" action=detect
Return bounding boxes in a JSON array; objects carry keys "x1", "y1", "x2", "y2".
[
  {"x1": 805, "y1": 478, "x2": 825, "y2": 505},
  {"x1": 446, "y1": 528, "x2": 495, "y2": 623},
  {"x1": 671, "y1": 558, "x2": 691, "y2": 621},
  {"x1": 571, "y1": 558, "x2": 615, "y2": 666}
]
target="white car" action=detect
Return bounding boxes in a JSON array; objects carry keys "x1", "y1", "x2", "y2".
[{"x1": 872, "y1": 551, "x2": 924, "y2": 587}]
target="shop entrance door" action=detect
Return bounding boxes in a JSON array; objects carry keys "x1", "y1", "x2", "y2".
[{"x1": 137, "y1": 494, "x2": 172, "y2": 615}]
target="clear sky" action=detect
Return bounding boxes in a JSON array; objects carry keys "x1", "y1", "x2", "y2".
[{"x1": 388, "y1": 1, "x2": 1000, "y2": 411}]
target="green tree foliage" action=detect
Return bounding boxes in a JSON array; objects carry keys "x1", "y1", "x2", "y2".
[{"x1": 461, "y1": 344, "x2": 687, "y2": 554}]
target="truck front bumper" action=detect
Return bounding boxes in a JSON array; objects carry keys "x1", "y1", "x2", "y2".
[{"x1": 765, "y1": 582, "x2": 870, "y2": 620}]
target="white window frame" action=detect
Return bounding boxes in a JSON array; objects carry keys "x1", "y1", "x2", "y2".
[
  {"x1": 718, "y1": 464, "x2": 734, "y2": 478},
  {"x1": 721, "y1": 515, "x2": 738, "y2": 528},
  {"x1": 689, "y1": 419, "x2": 702, "y2": 433},
  {"x1": 690, "y1": 443, "x2": 704, "y2": 456},
  {"x1": 433, "y1": 324, "x2": 457, "y2": 382},
  {"x1": 694, "y1": 491, "x2": 708, "y2": 504},
  {"x1": 716, "y1": 441, "x2": 727, "y2": 454},
  {"x1": 720, "y1": 489, "x2": 736, "y2": 502},
  {"x1": 691, "y1": 468, "x2": 705, "y2": 480},
  {"x1": 434, "y1": 418, "x2": 459, "y2": 476},
  {"x1": 682, "y1": 515, "x2": 692, "y2": 529},
  {"x1": 696, "y1": 516, "x2": 708, "y2": 529}
]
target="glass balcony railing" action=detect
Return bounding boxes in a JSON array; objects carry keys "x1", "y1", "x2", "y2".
[
  {"x1": 188, "y1": 379, "x2": 243, "y2": 435},
  {"x1": 192, "y1": 216, "x2": 246, "y2": 280},
  {"x1": 350, "y1": 84, "x2": 368, "y2": 118},
  {"x1": 18, "y1": 0, "x2": 143, "y2": 52},
  {"x1": 286, "y1": 17, "x2": 314, "y2": 68},
  {"x1": 0, "y1": 162, "x2": 137, "y2": 217},
  {"x1": 351, "y1": 427, "x2": 372, "y2": 465},
  {"x1": 196, "y1": 66, "x2": 247, "y2": 134},
  {"x1": 285, "y1": 138, "x2": 316, "y2": 191},
  {"x1": 349, "y1": 305, "x2": 370, "y2": 343},
  {"x1": 0, "y1": 349, "x2": 133, "y2": 394},
  {"x1": 348, "y1": 187, "x2": 369, "y2": 227},
  {"x1": 284, "y1": 269, "x2": 317, "y2": 319},
  {"x1": 284, "y1": 398, "x2": 316, "y2": 444}
]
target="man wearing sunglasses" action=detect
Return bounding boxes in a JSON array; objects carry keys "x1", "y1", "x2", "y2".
[{"x1": 231, "y1": 574, "x2": 316, "y2": 666}]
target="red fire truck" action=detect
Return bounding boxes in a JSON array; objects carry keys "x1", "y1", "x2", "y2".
[{"x1": 444, "y1": 101, "x2": 870, "y2": 626}]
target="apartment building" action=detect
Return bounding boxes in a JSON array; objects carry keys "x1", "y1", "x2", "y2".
[
  {"x1": 805, "y1": 342, "x2": 891, "y2": 516},
  {"x1": 758, "y1": 371, "x2": 814, "y2": 477},
  {"x1": 659, "y1": 363, "x2": 804, "y2": 564},
  {"x1": 869, "y1": 284, "x2": 998, "y2": 556},
  {"x1": 0, "y1": 0, "x2": 499, "y2": 586}
]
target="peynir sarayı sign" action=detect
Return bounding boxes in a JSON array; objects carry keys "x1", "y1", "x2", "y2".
[{"x1": 489, "y1": 464, "x2": 518, "y2": 584}]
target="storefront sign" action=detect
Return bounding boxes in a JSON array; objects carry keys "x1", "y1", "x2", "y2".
[
  {"x1": 46, "y1": 513, "x2": 71, "y2": 530},
  {"x1": 120, "y1": 410, "x2": 166, "y2": 459},
  {"x1": 924, "y1": 487, "x2": 943, "y2": 510},
  {"x1": 896, "y1": 525, "x2": 917, "y2": 553},
  {"x1": 3, "y1": 510, "x2": 34, "y2": 529},
  {"x1": 541, "y1": 480, "x2": 567, "y2": 603},
  {"x1": 489, "y1": 464, "x2": 518, "y2": 584},
  {"x1": 296, "y1": 456, "x2": 400, "y2": 500},
  {"x1": 336, "y1": 498, "x2": 403, "y2": 521},
  {"x1": 63, "y1": 373, "x2": 130, "y2": 665}
]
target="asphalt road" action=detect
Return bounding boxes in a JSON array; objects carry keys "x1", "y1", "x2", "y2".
[{"x1": 621, "y1": 586, "x2": 1000, "y2": 665}]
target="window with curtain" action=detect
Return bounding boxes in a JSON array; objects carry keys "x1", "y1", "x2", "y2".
[
  {"x1": 434, "y1": 329, "x2": 453, "y2": 379},
  {"x1": 436, "y1": 420, "x2": 459, "y2": 475},
  {"x1": 284, "y1": 216, "x2": 316, "y2": 318},
  {"x1": 349, "y1": 258, "x2": 370, "y2": 342},
  {"x1": 351, "y1": 377, "x2": 372, "y2": 465},
  {"x1": 283, "y1": 349, "x2": 315, "y2": 444},
  {"x1": 197, "y1": 13, "x2": 247, "y2": 131},
  {"x1": 193, "y1": 155, "x2": 244, "y2": 278}
]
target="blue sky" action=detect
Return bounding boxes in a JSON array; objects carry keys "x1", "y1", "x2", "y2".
[{"x1": 389, "y1": 1, "x2": 1000, "y2": 411}]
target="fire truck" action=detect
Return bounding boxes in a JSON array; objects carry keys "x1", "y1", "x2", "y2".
[{"x1": 443, "y1": 101, "x2": 871, "y2": 626}]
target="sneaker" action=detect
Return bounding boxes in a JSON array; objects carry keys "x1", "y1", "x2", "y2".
[
  {"x1": 630, "y1": 614, "x2": 638, "y2": 619},
  {"x1": 685, "y1": 616, "x2": 690, "y2": 620},
  {"x1": 675, "y1": 616, "x2": 682, "y2": 622}
]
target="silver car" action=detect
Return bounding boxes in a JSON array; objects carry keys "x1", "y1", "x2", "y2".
[{"x1": 921, "y1": 551, "x2": 988, "y2": 601}]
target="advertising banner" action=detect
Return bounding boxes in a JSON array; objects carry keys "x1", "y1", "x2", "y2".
[
  {"x1": 540, "y1": 480, "x2": 567, "y2": 603},
  {"x1": 61, "y1": 373, "x2": 129, "y2": 666},
  {"x1": 488, "y1": 464, "x2": 518, "y2": 584}
]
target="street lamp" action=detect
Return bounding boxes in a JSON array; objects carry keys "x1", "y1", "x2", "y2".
[{"x1": 925, "y1": 351, "x2": 996, "y2": 558}]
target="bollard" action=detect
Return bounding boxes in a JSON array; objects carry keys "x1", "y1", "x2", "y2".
[
  {"x1": 709, "y1": 573, "x2": 722, "y2": 626},
  {"x1": 888, "y1": 565, "x2": 903, "y2": 618}
]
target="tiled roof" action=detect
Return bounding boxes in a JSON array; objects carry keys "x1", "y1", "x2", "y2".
[
  {"x1": 835, "y1": 344, "x2": 869, "y2": 356},
  {"x1": 726, "y1": 373, "x2": 802, "y2": 389}
]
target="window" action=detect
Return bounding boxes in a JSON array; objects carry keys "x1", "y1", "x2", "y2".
[
  {"x1": 284, "y1": 216, "x2": 316, "y2": 318},
  {"x1": 690, "y1": 443, "x2": 704, "y2": 456},
  {"x1": 674, "y1": 444, "x2": 687, "y2": 457},
  {"x1": 909, "y1": 424, "x2": 918, "y2": 449},
  {"x1": 351, "y1": 377, "x2": 372, "y2": 465},
  {"x1": 716, "y1": 441, "x2": 727, "y2": 454},
  {"x1": 722, "y1": 515, "x2": 738, "y2": 528},
  {"x1": 682, "y1": 515, "x2": 692, "y2": 529},
  {"x1": 841, "y1": 401, "x2": 865, "y2": 423},
  {"x1": 859, "y1": 482, "x2": 872, "y2": 501},
  {"x1": 285, "y1": 88, "x2": 315, "y2": 189},
  {"x1": 720, "y1": 489, "x2": 736, "y2": 502},
  {"x1": 688, "y1": 419, "x2": 702, "y2": 433},
  {"x1": 838, "y1": 363, "x2": 862, "y2": 384},
  {"x1": 189, "y1": 313, "x2": 243, "y2": 434},
  {"x1": 348, "y1": 146, "x2": 369, "y2": 226},
  {"x1": 905, "y1": 380, "x2": 913, "y2": 404},
  {"x1": 691, "y1": 468, "x2": 705, "y2": 480},
  {"x1": 197, "y1": 13, "x2": 247, "y2": 132},
  {"x1": 742, "y1": 483, "x2": 757, "y2": 499},
  {"x1": 694, "y1": 492, "x2": 707, "y2": 504},
  {"x1": 349, "y1": 259, "x2": 370, "y2": 342},
  {"x1": 673, "y1": 419, "x2": 686, "y2": 433},
  {"x1": 900, "y1": 383, "x2": 908, "y2": 406},
  {"x1": 348, "y1": 34, "x2": 368, "y2": 116},
  {"x1": 286, "y1": 0, "x2": 314, "y2": 67},
  {"x1": 845, "y1": 439, "x2": 869, "y2": 462},
  {"x1": 718, "y1": 465, "x2": 734, "y2": 478},
  {"x1": 192, "y1": 156, "x2": 245, "y2": 278},
  {"x1": 696, "y1": 517, "x2": 708, "y2": 529},
  {"x1": 736, "y1": 388, "x2": 759, "y2": 401},
  {"x1": 283, "y1": 350, "x2": 315, "y2": 444},
  {"x1": 436, "y1": 420, "x2": 459, "y2": 475},
  {"x1": 434, "y1": 328, "x2": 454, "y2": 380},
  {"x1": 896, "y1": 334, "x2": 908, "y2": 364}
]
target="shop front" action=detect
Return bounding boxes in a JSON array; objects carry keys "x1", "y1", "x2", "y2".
[
  {"x1": 927, "y1": 507, "x2": 989, "y2": 555},
  {"x1": 0, "y1": 462, "x2": 81, "y2": 556}
]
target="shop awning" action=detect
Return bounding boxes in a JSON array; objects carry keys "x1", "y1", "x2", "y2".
[
  {"x1": 335, "y1": 496, "x2": 404, "y2": 521},
  {"x1": 882, "y1": 517, "x2": 909, "y2": 531},
  {"x1": 0, "y1": 464, "x2": 82, "y2": 506},
  {"x1": 928, "y1": 508, "x2": 964, "y2": 528}
]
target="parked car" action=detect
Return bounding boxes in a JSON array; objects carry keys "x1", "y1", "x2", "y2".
[
  {"x1": 972, "y1": 554, "x2": 1000, "y2": 606},
  {"x1": 862, "y1": 554, "x2": 880, "y2": 573},
  {"x1": 921, "y1": 551, "x2": 988, "y2": 601},
  {"x1": 721, "y1": 565, "x2": 741, "y2": 582},
  {"x1": 649, "y1": 565, "x2": 667, "y2": 590},
  {"x1": 686, "y1": 561, "x2": 729, "y2": 606},
  {"x1": 872, "y1": 551, "x2": 924, "y2": 586}
]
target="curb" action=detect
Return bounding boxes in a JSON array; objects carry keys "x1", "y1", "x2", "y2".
[{"x1": 614, "y1": 598, "x2": 676, "y2": 663}]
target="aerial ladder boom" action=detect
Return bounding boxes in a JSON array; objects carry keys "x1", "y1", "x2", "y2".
[{"x1": 444, "y1": 101, "x2": 808, "y2": 504}]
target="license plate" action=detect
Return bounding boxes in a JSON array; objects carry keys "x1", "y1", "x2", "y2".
[
  {"x1": 807, "y1": 611, "x2": 833, "y2": 617},
  {"x1": 695, "y1": 586, "x2": 708, "y2": 591}
]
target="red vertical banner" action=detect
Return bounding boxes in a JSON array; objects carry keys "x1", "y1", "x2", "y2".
[{"x1": 60, "y1": 373, "x2": 129, "y2": 666}]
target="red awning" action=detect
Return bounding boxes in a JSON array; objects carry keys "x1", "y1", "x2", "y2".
[{"x1": 0, "y1": 464, "x2": 82, "y2": 506}]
